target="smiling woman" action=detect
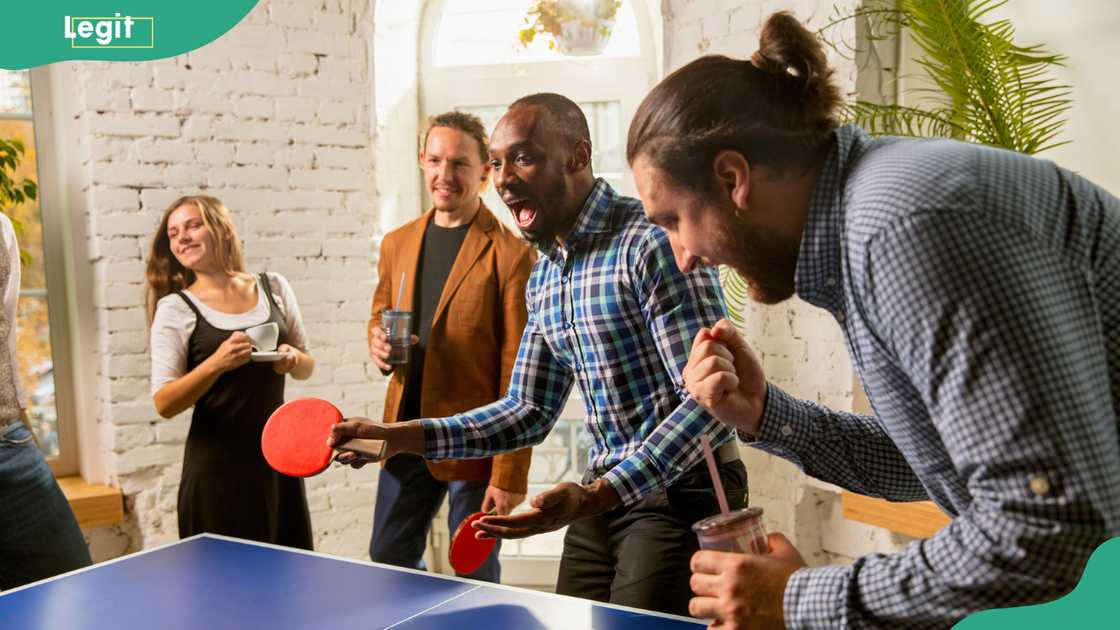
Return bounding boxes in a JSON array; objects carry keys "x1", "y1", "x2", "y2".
[{"x1": 144, "y1": 195, "x2": 317, "y2": 551}]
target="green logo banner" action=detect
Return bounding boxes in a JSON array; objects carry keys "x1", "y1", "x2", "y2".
[
  {"x1": 958, "y1": 537, "x2": 1120, "y2": 628},
  {"x1": 1, "y1": 1, "x2": 259, "y2": 70}
]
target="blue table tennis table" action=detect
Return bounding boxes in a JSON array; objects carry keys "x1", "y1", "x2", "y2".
[{"x1": 0, "y1": 534, "x2": 705, "y2": 629}]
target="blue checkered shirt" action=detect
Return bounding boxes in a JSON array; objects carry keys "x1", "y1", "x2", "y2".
[
  {"x1": 421, "y1": 179, "x2": 734, "y2": 505},
  {"x1": 755, "y1": 125, "x2": 1120, "y2": 628}
]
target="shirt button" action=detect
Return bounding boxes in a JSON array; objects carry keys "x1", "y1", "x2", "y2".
[
  {"x1": 826, "y1": 277, "x2": 837, "y2": 287},
  {"x1": 1029, "y1": 476, "x2": 1051, "y2": 496},
  {"x1": 564, "y1": 322, "x2": 573, "y2": 330},
  {"x1": 780, "y1": 425, "x2": 793, "y2": 437},
  {"x1": 561, "y1": 276, "x2": 569, "y2": 284}
]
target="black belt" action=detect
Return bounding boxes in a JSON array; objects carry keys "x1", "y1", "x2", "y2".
[{"x1": 712, "y1": 440, "x2": 741, "y2": 465}]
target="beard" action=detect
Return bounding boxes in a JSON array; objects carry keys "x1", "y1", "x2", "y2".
[{"x1": 716, "y1": 210, "x2": 800, "y2": 305}]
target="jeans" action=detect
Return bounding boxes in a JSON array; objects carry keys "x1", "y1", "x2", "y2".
[
  {"x1": 0, "y1": 422, "x2": 91, "y2": 590},
  {"x1": 556, "y1": 459, "x2": 748, "y2": 616},
  {"x1": 370, "y1": 454, "x2": 500, "y2": 582}
]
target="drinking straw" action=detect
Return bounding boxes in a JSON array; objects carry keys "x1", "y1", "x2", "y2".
[
  {"x1": 394, "y1": 272, "x2": 406, "y2": 311},
  {"x1": 700, "y1": 434, "x2": 730, "y2": 515}
]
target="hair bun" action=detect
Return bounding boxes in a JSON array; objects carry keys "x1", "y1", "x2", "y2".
[{"x1": 756, "y1": 11, "x2": 829, "y2": 94}]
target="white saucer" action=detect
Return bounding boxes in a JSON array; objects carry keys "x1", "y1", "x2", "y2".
[{"x1": 250, "y1": 351, "x2": 288, "y2": 363}]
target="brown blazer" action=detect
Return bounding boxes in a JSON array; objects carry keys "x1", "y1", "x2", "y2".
[{"x1": 368, "y1": 202, "x2": 536, "y2": 494}]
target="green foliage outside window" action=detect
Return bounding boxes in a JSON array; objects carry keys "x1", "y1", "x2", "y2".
[{"x1": 0, "y1": 137, "x2": 37, "y2": 265}]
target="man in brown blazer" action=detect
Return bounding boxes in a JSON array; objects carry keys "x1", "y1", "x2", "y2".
[{"x1": 366, "y1": 111, "x2": 534, "y2": 582}]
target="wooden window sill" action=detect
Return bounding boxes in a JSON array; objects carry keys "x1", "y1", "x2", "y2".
[
  {"x1": 57, "y1": 476, "x2": 124, "y2": 529},
  {"x1": 841, "y1": 491, "x2": 951, "y2": 539}
]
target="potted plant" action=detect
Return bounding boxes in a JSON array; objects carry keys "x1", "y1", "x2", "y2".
[{"x1": 518, "y1": 0, "x2": 623, "y2": 56}]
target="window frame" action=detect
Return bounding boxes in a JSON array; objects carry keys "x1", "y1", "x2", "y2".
[{"x1": 17, "y1": 67, "x2": 82, "y2": 476}]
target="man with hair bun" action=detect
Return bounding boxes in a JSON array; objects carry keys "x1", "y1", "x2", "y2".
[{"x1": 628, "y1": 10, "x2": 1119, "y2": 630}]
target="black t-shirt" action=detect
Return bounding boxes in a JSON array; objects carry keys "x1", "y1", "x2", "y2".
[{"x1": 401, "y1": 221, "x2": 471, "y2": 420}]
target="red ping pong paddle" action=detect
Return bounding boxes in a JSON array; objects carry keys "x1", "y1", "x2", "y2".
[
  {"x1": 448, "y1": 511, "x2": 498, "y2": 576},
  {"x1": 261, "y1": 398, "x2": 386, "y2": 477}
]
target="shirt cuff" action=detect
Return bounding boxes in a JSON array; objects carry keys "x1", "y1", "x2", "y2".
[
  {"x1": 600, "y1": 398, "x2": 732, "y2": 506},
  {"x1": 783, "y1": 565, "x2": 850, "y2": 630},
  {"x1": 750, "y1": 383, "x2": 813, "y2": 458},
  {"x1": 599, "y1": 452, "x2": 659, "y2": 507}
]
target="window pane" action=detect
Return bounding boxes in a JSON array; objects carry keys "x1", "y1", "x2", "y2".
[
  {"x1": 0, "y1": 71, "x2": 59, "y2": 457},
  {"x1": 0, "y1": 69, "x2": 33, "y2": 115},
  {"x1": 435, "y1": 0, "x2": 642, "y2": 67}
]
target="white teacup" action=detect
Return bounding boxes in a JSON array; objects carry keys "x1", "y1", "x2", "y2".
[{"x1": 245, "y1": 322, "x2": 279, "y2": 352}]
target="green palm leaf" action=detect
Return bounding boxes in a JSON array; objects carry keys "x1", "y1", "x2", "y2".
[
  {"x1": 719, "y1": 266, "x2": 750, "y2": 332},
  {"x1": 820, "y1": 0, "x2": 1071, "y2": 154},
  {"x1": 839, "y1": 101, "x2": 964, "y2": 139}
]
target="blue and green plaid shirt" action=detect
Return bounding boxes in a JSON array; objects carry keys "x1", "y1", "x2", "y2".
[{"x1": 421, "y1": 179, "x2": 734, "y2": 505}]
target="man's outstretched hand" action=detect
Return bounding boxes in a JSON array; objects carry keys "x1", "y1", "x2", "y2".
[
  {"x1": 472, "y1": 480, "x2": 621, "y2": 539},
  {"x1": 328, "y1": 418, "x2": 424, "y2": 468}
]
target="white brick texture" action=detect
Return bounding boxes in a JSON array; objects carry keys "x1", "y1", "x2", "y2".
[
  {"x1": 78, "y1": 0, "x2": 383, "y2": 563},
  {"x1": 74, "y1": 0, "x2": 907, "y2": 573}
]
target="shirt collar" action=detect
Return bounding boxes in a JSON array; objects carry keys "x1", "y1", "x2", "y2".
[
  {"x1": 795, "y1": 125, "x2": 869, "y2": 315},
  {"x1": 540, "y1": 177, "x2": 617, "y2": 262}
]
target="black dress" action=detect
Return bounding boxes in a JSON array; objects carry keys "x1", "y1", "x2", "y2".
[{"x1": 175, "y1": 273, "x2": 313, "y2": 549}]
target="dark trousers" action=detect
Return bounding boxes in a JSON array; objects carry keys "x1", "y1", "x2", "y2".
[
  {"x1": 0, "y1": 422, "x2": 91, "y2": 590},
  {"x1": 370, "y1": 453, "x2": 501, "y2": 582},
  {"x1": 556, "y1": 459, "x2": 747, "y2": 616}
]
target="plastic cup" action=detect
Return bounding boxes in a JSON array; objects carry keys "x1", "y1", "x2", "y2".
[
  {"x1": 381, "y1": 309, "x2": 412, "y2": 365},
  {"x1": 692, "y1": 507, "x2": 769, "y2": 554}
]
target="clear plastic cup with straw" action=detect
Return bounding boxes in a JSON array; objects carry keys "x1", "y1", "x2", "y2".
[
  {"x1": 382, "y1": 272, "x2": 411, "y2": 365},
  {"x1": 692, "y1": 434, "x2": 770, "y2": 554}
]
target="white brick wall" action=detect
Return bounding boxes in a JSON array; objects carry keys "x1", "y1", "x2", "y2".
[
  {"x1": 66, "y1": 0, "x2": 912, "y2": 572},
  {"x1": 73, "y1": 0, "x2": 385, "y2": 562},
  {"x1": 663, "y1": 0, "x2": 912, "y2": 566}
]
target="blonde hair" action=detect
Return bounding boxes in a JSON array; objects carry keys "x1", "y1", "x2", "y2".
[{"x1": 145, "y1": 195, "x2": 246, "y2": 326}]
